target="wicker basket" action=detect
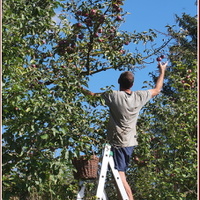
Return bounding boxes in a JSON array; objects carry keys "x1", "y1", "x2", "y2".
[{"x1": 72, "y1": 155, "x2": 99, "y2": 180}]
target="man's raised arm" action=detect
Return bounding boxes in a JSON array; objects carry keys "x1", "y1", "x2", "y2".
[{"x1": 149, "y1": 62, "x2": 168, "y2": 98}]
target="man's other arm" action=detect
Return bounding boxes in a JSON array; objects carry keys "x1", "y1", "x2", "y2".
[{"x1": 80, "y1": 87, "x2": 102, "y2": 97}]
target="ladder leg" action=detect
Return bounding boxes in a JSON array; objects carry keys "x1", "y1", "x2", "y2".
[
  {"x1": 109, "y1": 157, "x2": 129, "y2": 200},
  {"x1": 77, "y1": 181, "x2": 85, "y2": 200},
  {"x1": 96, "y1": 144, "x2": 111, "y2": 200},
  {"x1": 102, "y1": 189, "x2": 108, "y2": 200}
]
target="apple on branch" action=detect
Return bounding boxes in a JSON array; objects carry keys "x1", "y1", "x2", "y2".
[
  {"x1": 76, "y1": 11, "x2": 82, "y2": 16},
  {"x1": 116, "y1": 15, "x2": 122, "y2": 21},
  {"x1": 76, "y1": 23, "x2": 83, "y2": 28},
  {"x1": 98, "y1": 28, "x2": 103, "y2": 33},
  {"x1": 84, "y1": 18, "x2": 92, "y2": 26},
  {"x1": 78, "y1": 34, "x2": 84, "y2": 39},
  {"x1": 94, "y1": 33, "x2": 99, "y2": 38},
  {"x1": 99, "y1": 14, "x2": 106, "y2": 23},
  {"x1": 90, "y1": 9, "x2": 97, "y2": 16},
  {"x1": 124, "y1": 41, "x2": 129, "y2": 45},
  {"x1": 97, "y1": 38, "x2": 103, "y2": 42}
]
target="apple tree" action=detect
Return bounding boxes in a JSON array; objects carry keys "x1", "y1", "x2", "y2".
[{"x1": 2, "y1": 0, "x2": 165, "y2": 199}]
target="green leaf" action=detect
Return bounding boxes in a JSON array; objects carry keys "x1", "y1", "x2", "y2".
[{"x1": 40, "y1": 134, "x2": 49, "y2": 140}]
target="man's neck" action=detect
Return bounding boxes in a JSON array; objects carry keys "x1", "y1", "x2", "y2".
[{"x1": 120, "y1": 87, "x2": 132, "y2": 94}]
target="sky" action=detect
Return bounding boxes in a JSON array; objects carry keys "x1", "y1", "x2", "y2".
[{"x1": 87, "y1": 0, "x2": 197, "y2": 92}]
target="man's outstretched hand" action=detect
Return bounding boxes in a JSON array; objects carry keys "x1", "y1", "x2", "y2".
[{"x1": 158, "y1": 61, "x2": 168, "y2": 73}]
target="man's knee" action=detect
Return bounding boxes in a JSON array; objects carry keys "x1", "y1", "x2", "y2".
[{"x1": 118, "y1": 171, "x2": 128, "y2": 186}]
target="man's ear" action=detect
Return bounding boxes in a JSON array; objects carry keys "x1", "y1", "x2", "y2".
[{"x1": 118, "y1": 78, "x2": 121, "y2": 84}]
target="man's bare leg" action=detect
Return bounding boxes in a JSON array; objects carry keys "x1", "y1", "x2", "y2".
[{"x1": 118, "y1": 171, "x2": 134, "y2": 200}]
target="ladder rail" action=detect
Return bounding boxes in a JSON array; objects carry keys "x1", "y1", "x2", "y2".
[
  {"x1": 96, "y1": 145, "x2": 111, "y2": 199},
  {"x1": 76, "y1": 181, "x2": 85, "y2": 200}
]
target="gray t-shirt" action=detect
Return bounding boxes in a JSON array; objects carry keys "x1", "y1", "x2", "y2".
[{"x1": 102, "y1": 90, "x2": 152, "y2": 147}]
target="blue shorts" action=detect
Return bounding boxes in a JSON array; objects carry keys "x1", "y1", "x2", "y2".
[{"x1": 111, "y1": 146, "x2": 135, "y2": 172}]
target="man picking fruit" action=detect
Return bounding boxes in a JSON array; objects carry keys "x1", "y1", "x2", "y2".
[{"x1": 81, "y1": 61, "x2": 168, "y2": 200}]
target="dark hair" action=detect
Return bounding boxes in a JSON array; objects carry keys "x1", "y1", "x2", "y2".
[{"x1": 118, "y1": 71, "x2": 134, "y2": 89}]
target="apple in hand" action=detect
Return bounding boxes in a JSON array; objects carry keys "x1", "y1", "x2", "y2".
[
  {"x1": 160, "y1": 55, "x2": 165, "y2": 59},
  {"x1": 156, "y1": 57, "x2": 162, "y2": 62}
]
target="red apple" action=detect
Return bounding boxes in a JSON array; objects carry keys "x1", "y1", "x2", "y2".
[
  {"x1": 170, "y1": 173, "x2": 175, "y2": 177},
  {"x1": 90, "y1": 9, "x2": 97, "y2": 16},
  {"x1": 160, "y1": 55, "x2": 165, "y2": 59},
  {"x1": 78, "y1": 34, "x2": 84, "y2": 39},
  {"x1": 112, "y1": 4, "x2": 121, "y2": 12},
  {"x1": 66, "y1": 46, "x2": 73, "y2": 53},
  {"x1": 82, "y1": 11, "x2": 89, "y2": 17},
  {"x1": 70, "y1": 41, "x2": 76, "y2": 48},
  {"x1": 98, "y1": 28, "x2": 103, "y2": 33},
  {"x1": 15, "y1": 107, "x2": 19, "y2": 111},
  {"x1": 116, "y1": 16, "x2": 122, "y2": 21},
  {"x1": 124, "y1": 41, "x2": 129, "y2": 45},
  {"x1": 112, "y1": 3, "x2": 119, "y2": 9},
  {"x1": 76, "y1": 23, "x2": 82, "y2": 28},
  {"x1": 119, "y1": 49, "x2": 125, "y2": 54},
  {"x1": 85, "y1": 18, "x2": 92, "y2": 26},
  {"x1": 117, "y1": 0, "x2": 123, "y2": 4},
  {"x1": 181, "y1": 80, "x2": 185, "y2": 84},
  {"x1": 32, "y1": 64, "x2": 37, "y2": 68},
  {"x1": 108, "y1": 34, "x2": 115, "y2": 40},
  {"x1": 76, "y1": 11, "x2": 82, "y2": 15},
  {"x1": 133, "y1": 156, "x2": 139, "y2": 162},
  {"x1": 94, "y1": 33, "x2": 99, "y2": 38},
  {"x1": 97, "y1": 38, "x2": 103, "y2": 42},
  {"x1": 109, "y1": 28, "x2": 116, "y2": 33},
  {"x1": 58, "y1": 40, "x2": 68, "y2": 46},
  {"x1": 116, "y1": 7, "x2": 122, "y2": 12},
  {"x1": 99, "y1": 15, "x2": 106, "y2": 23}
]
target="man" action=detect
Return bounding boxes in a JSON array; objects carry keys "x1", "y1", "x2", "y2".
[{"x1": 81, "y1": 62, "x2": 167, "y2": 200}]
